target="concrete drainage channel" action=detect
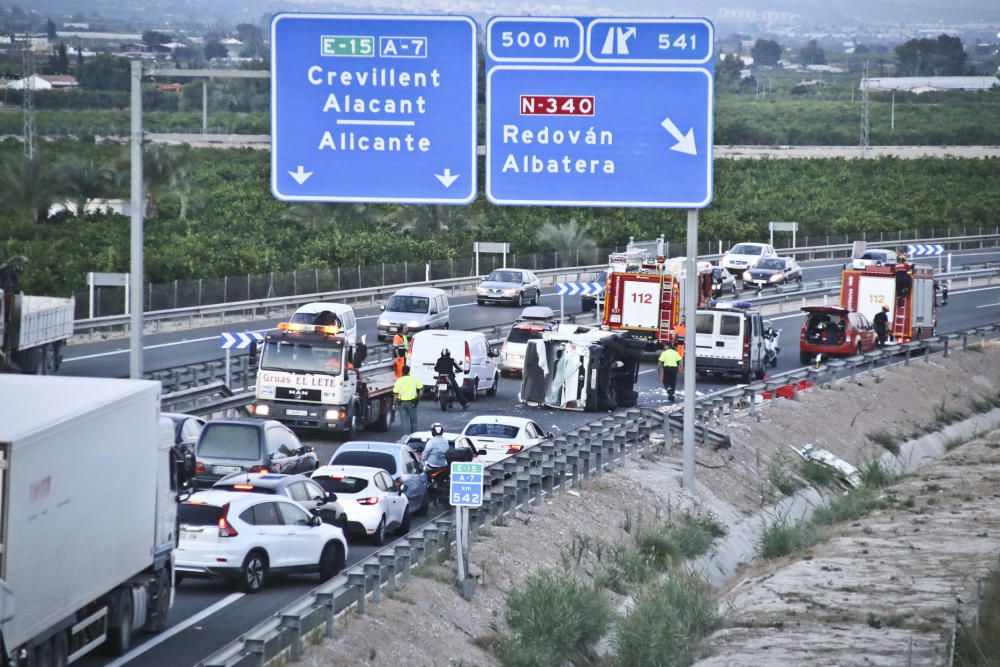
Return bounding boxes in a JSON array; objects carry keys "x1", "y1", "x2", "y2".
[{"x1": 196, "y1": 322, "x2": 1000, "y2": 667}]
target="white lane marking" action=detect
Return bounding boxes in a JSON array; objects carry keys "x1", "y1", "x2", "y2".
[{"x1": 104, "y1": 592, "x2": 245, "y2": 667}]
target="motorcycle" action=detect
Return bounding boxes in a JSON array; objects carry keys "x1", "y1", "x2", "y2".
[
  {"x1": 436, "y1": 373, "x2": 454, "y2": 411},
  {"x1": 424, "y1": 446, "x2": 484, "y2": 505},
  {"x1": 763, "y1": 325, "x2": 781, "y2": 368}
]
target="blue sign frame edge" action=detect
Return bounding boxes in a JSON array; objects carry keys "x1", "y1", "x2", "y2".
[{"x1": 269, "y1": 12, "x2": 479, "y2": 205}]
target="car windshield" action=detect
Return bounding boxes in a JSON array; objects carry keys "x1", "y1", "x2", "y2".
[
  {"x1": 314, "y1": 475, "x2": 370, "y2": 494},
  {"x1": 465, "y1": 423, "x2": 520, "y2": 439},
  {"x1": 330, "y1": 450, "x2": 397, "y2": 475},
  {"x1": 507, "y1": 327, "x2": 544, "y2": 344},
  {"x1": 261, "y1": 340, "x2": 344, "y2": 374},
  {"x1": 386, "y1": 295, "x2": 429, "y2": 314},
  {"x1": 197, "y1": 424, "x2": 261, "y2": 460},
  {"x1": 862, "y1": 252, "x2": 891, "y2": 260},
  {"x1": 487, "y1": 270, "x2": 521, "y2": 283},
  {"x1": 757, "y1": 259, "x2": 785, "y2": 270},
  {"x1": 711, "y1": 268, "x2": 727, "y2": 280},
  {"x1": 179, "y1": 502, "x2": 224, "y2": 526},
  {"x1": 730, "y1": 244, "x2": 763, "y2": 255}
]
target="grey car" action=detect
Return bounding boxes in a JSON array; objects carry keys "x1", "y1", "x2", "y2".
[
  {"x1": 476, "y1": 269, "x2": 542, "y2": 307},
  {"x1": 328, "y1": 441, "x2": 430, "y2": 515},
  {"x1": 193, "y1": 419, "x2": 319, "y2": 488},
  {"x1": 212, "y1": 472, "x2": 347, "y2": 527},
  {"x1": 744, "y1": 257, "x2": 802, "y2": 290}
]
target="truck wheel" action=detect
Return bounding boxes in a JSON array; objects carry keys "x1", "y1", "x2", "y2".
[
  {"x1": 146, "y1": 568, "x2": 171, "y2": 632},
  {"x1": 34, "y1": 638, "x2": 54, "y2": 667},
  {"x1": 107, "y1": 590, "x2": 133, "y2": 655},
  {"x1": 347, "y1": 404, "x2": 360, "y2": 435},
  {"x1": 319, "y1": 542, "x2": 344, "y2": 582},
  {"x1": 371, "y1": 399, "x2": 390, "y2": 433},
  {"x1": 41, "y1": 344, "x2": 57, "y2": 375},
  {"x1": 239, "y1": 551, "x2": 268, "y2": 593},
  {"x1": 755, "y1": 364, "x2": 766, "y2": 380}
]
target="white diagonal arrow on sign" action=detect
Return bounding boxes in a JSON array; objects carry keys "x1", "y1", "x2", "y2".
[
  {"x1": 219, "y1": 332, "x2": 236, "y2": 349},
  {"x1": 660, "y1": 117, "x2": 697, "y2": 156},
  {"x1": 435, "y1": 168, "x2": 459, "y2": 188},
  {"x1": 906, "y1": 245, "x2": 917, "y2": 256},
  {"x1": 289, "y1": 165, "x2": 313, "y2": 185}
]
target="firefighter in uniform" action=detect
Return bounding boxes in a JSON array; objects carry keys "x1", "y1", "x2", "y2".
[
  {"x1": 392, "y1": 365, "x2": 423, "y2": 435},
  {"x1": 674, "y1": 319, "x2": 687, "y2": 359},
  {"x1": 392, "y1": 325, "x2": 409, "y2": 378},
  {"x1": 657, "y1": 341, "x2": 683, "y2": 402}
]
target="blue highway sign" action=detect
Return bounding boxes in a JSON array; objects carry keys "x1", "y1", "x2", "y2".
[
  {"x1": 219, "y1": 332, "x2": 265, "y2": 350},
  {"x1": 271, "y1": 14, "x2": 477, "y2": 204},
  {"x1": 906, "y1": 244, "x2": 944, "y2": 257},
  {"x1": 556, "y1": 281, "x2": 605, "y2": 296},
  {"x1": 486, "y1": 17, "x2": 714, "y2": 208},
  {"x1": 450, "y1": 462, "x2": 484, "y2": 507}
]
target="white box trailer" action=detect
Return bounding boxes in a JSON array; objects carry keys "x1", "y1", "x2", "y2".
[
  {"x1": 0, "y1": 376, "x2": 181, "y2": 665},
  {"x1": 0, "y1": 292, "x2": 75, "y2": 374}
]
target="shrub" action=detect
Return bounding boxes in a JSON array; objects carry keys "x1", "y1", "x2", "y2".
[
  {"x1": 757, "y1": 515, "x2": 819, "y2": 559},
  {"x1": 768, "y1": 450, "x2": 804, "y2": 496},
  {"x1": 801, "y1": 460, "x2": 838, "y2": 487},
  {"x1": 859, "y1": 458, "x2": 899, "y2": 490},
  {"x1": 615, "y1": 575, "x2": 719, "y2": 667},
  {"x1": 812, "y1": 488, "x2": 883, "y2": 525},
  {"x1": 496, "y1": 570, "x2": 612, "y2": 667},
  {"x1": 868, "y1": 430, "x2": 901, "y2": 455},
  {"x1": 955, "y1": 568, "x2": 1000, "y2": 665}
]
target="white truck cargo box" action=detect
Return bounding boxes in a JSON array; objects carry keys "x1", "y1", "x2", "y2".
[
  {"x1": 0, "y1": 376, "x2": 161, "y2": 652},
  {"x1": 12, "y1": 295, "x2": 75, "y2": 350}
]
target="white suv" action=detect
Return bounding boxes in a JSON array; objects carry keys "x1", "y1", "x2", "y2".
[
  {"x1": 176, "y1": 490, "x2": 348, "y2": 593},
  {"x1": 720, "y1": 242, "x2": 777, "y2": 276}
]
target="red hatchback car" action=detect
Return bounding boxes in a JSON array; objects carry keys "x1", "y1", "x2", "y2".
[{"x1": 800, "y1": 306, "x2": 878, "y2": 364}]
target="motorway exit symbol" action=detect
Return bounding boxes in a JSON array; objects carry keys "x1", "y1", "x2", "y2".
[
  {"x1": 486, "y1": 17, "x2": 715, "y2": 208},
  {"x1": 450, "y1": 462, "x2": 484, "y2": 507},
  {"x1": 270, "y1": 14, "x2": 477, "y2": 204}
]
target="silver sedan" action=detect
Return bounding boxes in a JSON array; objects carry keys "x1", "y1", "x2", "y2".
[{"x1": 476, "y1": 269, "x2": 542, "y2": 307}]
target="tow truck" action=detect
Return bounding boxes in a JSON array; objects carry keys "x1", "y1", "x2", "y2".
[
  {"x1": 840, "y1": 259, "x2": 936, "y2": 342},
  {"x1": 601, "y1": 255, "x2": 713, "y2": 349},
  {"x1": 250, "y1": 322, "x2": 395, "y2": 433}
]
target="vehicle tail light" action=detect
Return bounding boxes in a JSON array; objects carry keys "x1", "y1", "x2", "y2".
[
  {"x1": 464, "y1": 341, "x2": 471, "y2": 369},
  {"x1": 233, "y1": 484, "x2": 254, "y2": 490},
  {"x1": 743, "y1": 332, "x2": 750, "y2": 364},
  {"x1": 217, "y1": 503, "x2": 238, "y2": 538},
  {"x1": 195, "y1": 461, "x2": 205, "y2": 474},
  {"x1": 357, "y1": 496, "x2": 380, "y2": 505},
  {"x1": 505, "y1": 444, "x2": 524, "y2": 454},
  {"x1": 249, "y1": 465, "x2": 269, "y2": 473}
]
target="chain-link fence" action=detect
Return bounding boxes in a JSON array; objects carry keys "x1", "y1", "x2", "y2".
[{"x1": 74, "y1": 226, "x2": 995, "y2": 319}]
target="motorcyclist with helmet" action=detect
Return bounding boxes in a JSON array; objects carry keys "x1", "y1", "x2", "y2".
[
  {"x1": 434, "y1": 348, "x2": 469, "y2": 409},
  {"x1": 422, "y1": 422, "x2": 450, "y2": 471}
]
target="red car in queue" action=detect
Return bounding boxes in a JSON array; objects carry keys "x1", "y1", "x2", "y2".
[{"x1": 799, "y1": 306, "x2": 878, "y2": 364}]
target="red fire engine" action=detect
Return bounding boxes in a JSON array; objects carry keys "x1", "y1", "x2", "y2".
[
  {"x1": 840, "y1": 260, "x2": 936, "y2": 342},
  {"x1": 602, "y1": 257, "x2": 713, "y2": 348}
]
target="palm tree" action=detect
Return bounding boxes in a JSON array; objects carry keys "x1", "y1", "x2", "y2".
[
  {"x1": 143, "y1": 145, "x2": 191, "y2": 220},
  {"x1": 53, "y1": 156, "x2": 120, "y2": 215},
  {"x1": 0, "y1": 155, "x2": 54, "y2": 224},
  {"x1": 382, "y1": 204, "x2": 478, "y2": 236},
  {"x1": 535, "y1": 219, "x2": 596, "y2": 267}
]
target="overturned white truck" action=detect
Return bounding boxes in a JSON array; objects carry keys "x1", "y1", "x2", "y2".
[{"x1": 519, "y1": 324, "x2": 642, "y2": 412}]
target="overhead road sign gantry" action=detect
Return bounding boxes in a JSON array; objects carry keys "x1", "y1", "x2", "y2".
[
  {"x1": 271, "y1": 13, "x2": 477, "y2": 204},
  {"x1": 485, "y1": 16, "x2": 714, "y2": 208}
]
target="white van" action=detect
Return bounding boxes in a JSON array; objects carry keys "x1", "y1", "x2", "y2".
[
  {"x1": 693, "y1": 304, "x2": 767, "y2": 382},
  {"x1": 408, "y1": 330, "x2": 500, "y2": 399},
  {"x1": 289, "y1": 302, "x2": 357, "y2": 344},
  {"x1": 377, "y1": 287, "x2": 450, "y2": 341}
]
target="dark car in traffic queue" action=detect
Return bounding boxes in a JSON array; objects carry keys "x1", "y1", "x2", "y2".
[
  {"x1": 743, "y1": 257, "x2": 802, "y2": 291},
  {"x1": 193, "y1": 419, "x2": 319, "y2": 488},
  {"x1": 211, "y1": 471, "x2": 348, "y2": 527}
]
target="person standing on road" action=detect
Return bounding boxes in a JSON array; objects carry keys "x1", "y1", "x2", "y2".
[
  {"x1": 657, "y1": 341, "x2": 683, "y2": 402},
  {"x1": 392, "y1": 365, "x2": 422, "y2": 435},
  {"x1": 392, "y1": 325, "x2": 409, "y2": 379},
  {"x1": 674, "y1": 320, "x2": 687, "y2": 359},
  {"x1": 873, "y1": 304, "x2": 890, "y2": 347}
]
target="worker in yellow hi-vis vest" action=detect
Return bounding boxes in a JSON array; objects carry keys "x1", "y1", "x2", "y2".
[
  {"x1": 392, "y1": 365, "x2": 423, "y2": 435},
  {"x1": 657, "y1": 340, "x2": 683, "y2": 403}
]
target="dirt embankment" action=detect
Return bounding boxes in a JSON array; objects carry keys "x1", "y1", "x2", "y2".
[{"x1": 302, "y1": 344, "x2": 1000, "y2": 667}]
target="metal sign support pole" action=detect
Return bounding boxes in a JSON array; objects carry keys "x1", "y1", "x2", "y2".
[
  {"x1": 225, "y1": 348, "x2": 232, "y2": 388},
  {"x1": 683, "y1": 209, "x2": 698, "y2": 490},
  {"x1": 455, "y1": 506, "x2": 466, "y2": 583},
  {"x1": 560, "y1": 293, "x2": 565, "y2": 323},
  {"x1": 129, "y1": 60, "x2": 144, "y2": 379}
]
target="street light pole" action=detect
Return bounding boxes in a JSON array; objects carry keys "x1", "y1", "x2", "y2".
[{"x1": 129, "y1": 60, "x2": 144, "y2": 379}]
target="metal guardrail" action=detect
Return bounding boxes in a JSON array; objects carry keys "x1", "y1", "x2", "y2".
[
  {"x1": 195, "y1": 318, "x2": 1000, "y2": 667},
  {"x1": 75, "y1": 233, "x2": 1000, "y2": 341}
]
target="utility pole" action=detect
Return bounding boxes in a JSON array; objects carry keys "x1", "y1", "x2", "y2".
[
  {"x1": 859, "y1": 60, "x2": 870, "y2": 158},
  {"x1": 21, "y1": 48, "x2": 36, "y2": 160}
]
